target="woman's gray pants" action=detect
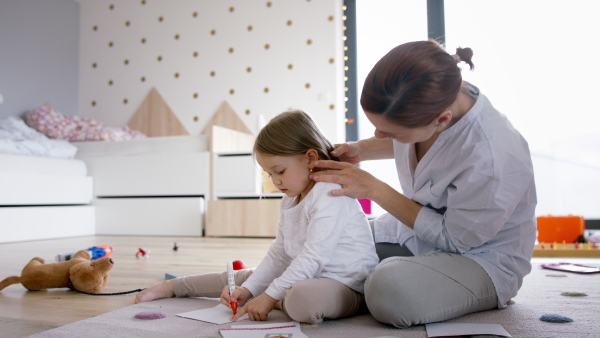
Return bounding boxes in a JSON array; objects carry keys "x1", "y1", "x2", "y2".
[{"x1": 367, "y1": 221, "x2": 498, "y2": 327}]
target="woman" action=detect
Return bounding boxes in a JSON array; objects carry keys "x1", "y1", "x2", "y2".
[{"x1": 310, "y1": 40, "x2": 537, "y2": 327}]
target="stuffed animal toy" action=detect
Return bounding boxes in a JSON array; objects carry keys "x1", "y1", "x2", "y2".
[{"x1": 0, "y1": 250, "x2": 113, "y2": 293}]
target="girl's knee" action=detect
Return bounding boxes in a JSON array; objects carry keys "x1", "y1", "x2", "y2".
[{"x1": 283, "y1": 282, "x2": 325, "y2": 323}]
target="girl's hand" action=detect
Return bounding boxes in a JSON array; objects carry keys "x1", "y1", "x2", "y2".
[
  {"x1": 231, "y1": 293, "x2": 278, "y2": 321},
  {"x1": 331, "y1": 142, "x2": 361, "y2": 164},
  {"x1": 220, "y1": 286, "x2": 252, "y2": 309},
  {"x1": 310, "y1": 160, "x2": 380, "y2": 199}
]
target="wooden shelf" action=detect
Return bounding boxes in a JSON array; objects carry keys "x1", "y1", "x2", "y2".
[{"x1": 533, "y1": 243, "x2": 600, "y2": 257}]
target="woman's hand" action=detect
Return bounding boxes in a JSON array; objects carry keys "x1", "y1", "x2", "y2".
[
  {"x1": 220, "y1": 285, "x2": 252, "y2": 309},
  {"x1": 231, "y1": 293, "x2": 278, "y2": 321},
  {"x1": 331, "y1": 142, "x2": 362, "y2": 164},
  {"x1": 310, "y1": 160, "x2": 380, "y2": 199}
]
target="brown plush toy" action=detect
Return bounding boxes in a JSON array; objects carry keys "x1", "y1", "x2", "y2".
[{"x1": 0, "y1": 250, "x2": 113, "y2": 293}]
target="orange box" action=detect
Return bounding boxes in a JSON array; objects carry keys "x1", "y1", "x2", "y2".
[{"x1": 537, "y1": 215, "x2": 585, "y2": 243}]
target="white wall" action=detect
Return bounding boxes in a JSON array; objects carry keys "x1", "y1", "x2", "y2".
[
  {"x1": 0, "y1": 0, "x2": 79, "y2": 119},
  {"x1": 77, "y1": 0, "x2": 346, "y2": 141}
]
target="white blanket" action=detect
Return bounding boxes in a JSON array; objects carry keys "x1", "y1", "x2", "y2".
[{"x1": 0, "y1": 116, "x2": 77, "y2": 158}]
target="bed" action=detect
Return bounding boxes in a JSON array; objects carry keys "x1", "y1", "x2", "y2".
[
  {"x1": 0, "y1": 117, "x2": 94, "y2": 243},
  {"x1": 73, "y1": 134, "x2": 210, "y2": 236}
]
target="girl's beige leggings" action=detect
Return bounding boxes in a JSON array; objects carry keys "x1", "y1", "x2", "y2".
[{"x1": 172, "y1": 269, "x2": 365, "y2": 323}]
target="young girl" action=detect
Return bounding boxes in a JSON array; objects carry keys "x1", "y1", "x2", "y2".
[{"x1": 135, "y1": 110, "x2": 379, "y2": 324}]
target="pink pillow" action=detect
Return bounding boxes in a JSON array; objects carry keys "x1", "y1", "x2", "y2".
[{"x1": 26, "y1": 104, "x2": 145, "y2": 142}]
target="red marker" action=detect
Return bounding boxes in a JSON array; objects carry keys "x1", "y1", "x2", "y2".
[{"x1": 227, "y1": 262, "x2": 238, "y2": 315}]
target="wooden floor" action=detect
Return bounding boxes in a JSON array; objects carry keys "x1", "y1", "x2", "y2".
[{"x1": 0, "y1": 235, "x2": 273, "y2": 337}]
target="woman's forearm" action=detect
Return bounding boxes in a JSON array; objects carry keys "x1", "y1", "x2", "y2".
[
  {"x1": 369, "y1": 180, "x2": 422, "y2": 229},
  {"x1": 358, "y1": 137, "x2": 395, "y2": 161}
]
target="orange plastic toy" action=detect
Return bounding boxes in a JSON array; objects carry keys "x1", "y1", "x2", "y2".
[{"x1": 537, "y1": 215, "x2": 585, "y2": 243}]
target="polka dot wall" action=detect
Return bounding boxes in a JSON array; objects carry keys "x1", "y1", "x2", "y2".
[{"x1": 78, "y1": 0, "x2": 346, "y2": 140}]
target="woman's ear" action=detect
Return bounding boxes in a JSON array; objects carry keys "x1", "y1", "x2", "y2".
[{"x1": 436, "y1": 108, "x2": 453, "y2": 128}]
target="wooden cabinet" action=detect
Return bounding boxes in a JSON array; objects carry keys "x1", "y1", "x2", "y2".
[{"x1": 206, "y1": 198, "x2": 281, "y2": 237}]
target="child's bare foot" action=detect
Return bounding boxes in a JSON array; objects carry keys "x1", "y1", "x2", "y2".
[{"x1": 134, "y1": 280, "x2": 175, "y2": 304}]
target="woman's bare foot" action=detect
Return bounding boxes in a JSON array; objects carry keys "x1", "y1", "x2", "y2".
[{"x1": 134, "y1": 280, "x2": 175, "y2": 304}]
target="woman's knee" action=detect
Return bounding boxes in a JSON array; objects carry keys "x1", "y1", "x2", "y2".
[{"x1": 364, "y1": 258, "x2": 417, "y2": 327}]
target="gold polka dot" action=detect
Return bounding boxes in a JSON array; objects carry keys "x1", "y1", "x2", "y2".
[
  {"x1": 247, "y1": 25, "x2": 253, "y2": 31},
  {"x1": 305, "y1": 83, "x2": 311, "y2": 89},
  {"x1": 264, "y1": 43, "x2": 270, "y2": 49},
  {"x1": 329, "y1": 58, "x2": 335, "y2": 64},
  {"x1": 141, "y1": 0, "x2": 146, "y2": 4},
  {"x1": 266, "y1": 2, "x2": 272, "y2": 7},
  {"x1": 157, "y1": 56, "x2": 162, "y2": 61},
  {"x1": 158, "y1": 16, "x2": 164, "y2": 22},
  {"x1": 229, "y1": 47, "x2": 234, "y2": 53},
  {"x1": 109, "y1": 4, "x2": 114, "y2": 10},
  {"x1": 141, "y1": 76, "x2": 146, "y2": 82},
  {"x1": 287, "y1": 20, "x2": 292, "y2": 26},
  {"x1": 141, "y1": 38, "x2": 146, "y2": 44},
  {"x1": 288, "y1": 64, "x2": 293, "y2": 70},
  {"x1": 230, "y1": 89, "x2": 235, "y2": 95},
  {"x1": 328, "y1": 15, "x2": 334, "y2": 21},
  {"x1": 329, "y1": 104, "x2": 335, "y2": 110},
  {"x1": 342, "y1": 5, "x2": 347, "y2": 10},
  {"x1": 343, "y1": 36, "x2": 347, "y2": 41},
  {"x1": 193, "y1": 12, "x2": 198, "y2": 17},
  {"x1": 210, "y1": 71, "x2": 215, "y2": 77},
  {"x1": 245, "y1": 109, "x2": 251, "y2": 115},
  {"x1": 344, "y1": 66, "x2": 349, "y2": 71},
  {"x1": 124, "y1": 59, "x2": 129, "y2": 65},
  {"x1": 193, "y1": 116, "x2": 199, "y2": 122},
  {"x1": 93, "y1": 26, "x2": 98, "y2": 31},
  {"x1": 344, "y1": 56, "x2": 349, "y2": 61},
  {"x1": 264, "y1": 87, "x2": 269, "y2": 93},
  {"x1": 247, "y1": 67, "x2": 252, "y2": 72},
  {"x1": 211, "y1": 29, "x2": 216, "y2": 35},
  {"x1": 344, "y1": 46, "x2": 348, "y2": 51},
  {"x1": 174, "y1": 73, "x2": 179, "y2": 78},
  {"x1": 229, "y1": 6, "x2": 234, "y2": 12},
  {"x1": 307, "y1": 39, "x2": 312, "y2": 45},
  {"x1": 125, "y1": 21, "x2": 130, "y2": 26},
  {"x1": 92, "y1": 63, "x2": 97, "y2": 68},
  {"x1": 193, "y1": 93, "x2": 198, "y2": 99},
  {"x1": 124, "y1": 99, "x2": 128, "y2": 104},
  {"x1": 91, "y1": 101, "x2": 96, "y2": 106},
  {"x1": 108, "y1": 42, "x2": 113, "y2": 47},
  {"x1": 193, "y1": 51, "x2": 199, "y2": 57},
  {"x1": 175, "y1": 34, "x2": 180, "y2": 40},
  {"x1": 344, "y1": 76, "x2": 348, "y2": 81},
  {"x1": 342, "y1": 15, "x2": 347, "y2": 21},
  {"x1": 108, "y1": 80, "x2": 113, "y2": 86}
]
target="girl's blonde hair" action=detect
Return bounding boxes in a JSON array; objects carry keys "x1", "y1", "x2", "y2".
[{"x1": 253, "y1": 110, "x2": 339, "y2": 161}]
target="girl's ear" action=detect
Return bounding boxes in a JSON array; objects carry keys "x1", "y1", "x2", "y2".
[{"x1": 306, "y1": 149, "x2": 319, "y2": 166}]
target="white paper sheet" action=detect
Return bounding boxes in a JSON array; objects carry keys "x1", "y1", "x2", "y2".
[
  {"x1": 220, "y1": 321, "x2": 308, "y2": 338},
  {"x1": 426, "y1": 322, "x2": 512, "y2": 337},
  {"x1": 176, "y1": 303, "x2": 248, "y2": 324}
]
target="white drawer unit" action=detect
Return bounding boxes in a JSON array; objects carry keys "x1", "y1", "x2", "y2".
[
  {"x1": 213, "y1": 153, "x2": 261, "y2": 197},
  {"x1": 95, "y1": 197, "x2": 204, "y2": 236}
]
